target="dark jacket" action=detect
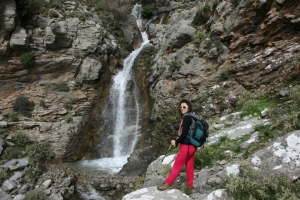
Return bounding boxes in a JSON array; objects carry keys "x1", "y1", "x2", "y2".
[{"x1": 176, "y1": 115, "x2": 193, "y2": 146}]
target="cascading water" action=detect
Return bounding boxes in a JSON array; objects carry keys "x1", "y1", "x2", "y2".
[{"x1": 69, "y1": 4, "x2": 149, "y2": 174}]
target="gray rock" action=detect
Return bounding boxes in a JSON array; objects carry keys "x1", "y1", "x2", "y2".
[
  {"x1": 10, "y1": 26, "x2": 29, "y2": 50},
  {"x1": 162, "y1": 21, "x2": 196, "y2": 51},
  {"x1": 43, "y1": 180, "x2": 52, "y2": 188},
  {"x1": 18, "y1": 184, "x2": 30, "y2": 194},
  {"x1": 249, "y1": 130, "x2": 300, "y2": 180},
  {"x1": 13, "y1": 194, "x2": 25, "y2": 200},
  {"x1": 208, "y1": 118, "x2": 269, "y2": 143},
  {"x1": 9, "y1": 171, "x2": 24, "y2": 182},
  {"x1": 0, "y1": 158, "x2": 29, "y2": 170},
  {"x1": 1, "y1": 0, "x2": 16, "y2": 34},
  {"x1": 2, "y1": 180, "x2": 16, "y2": 192},
  {"x1": 122, "y1": 187, "x2": 192, "y2": 200},
  {"x1": 76, "y1": 57, "x2": 102, "y2": 82},
  {"x1": 204, "y1": 189, "x2": 232, "y2": 200},
  {"x1": 0, "y1": 189, "x2": 12, "y2": 200},
  {"x1": 0, "y1": 121, "x2": 7, "y2": 127},
  {"x1": 59, "y1": 177, "x2": 72, "y2": 187},
  {"x1": 73, "y1": 23, "x2": 104, "y2": 55},
  {"x1": 49, "y1": 192, "x2": 63, "y2": 200}
]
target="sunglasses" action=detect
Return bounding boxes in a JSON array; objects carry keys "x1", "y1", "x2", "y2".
[{"x1": 179, "y1": 106, "x2": 187, "y2": 109}]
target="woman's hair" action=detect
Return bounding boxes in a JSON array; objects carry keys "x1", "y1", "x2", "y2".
[{"x1": 178, "y1": 99, "x2": 193, "y2": 116}]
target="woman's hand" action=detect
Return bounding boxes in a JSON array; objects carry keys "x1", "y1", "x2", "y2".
[{"x1": 171, "y1": 140, "x2": 176, "y2": 147}]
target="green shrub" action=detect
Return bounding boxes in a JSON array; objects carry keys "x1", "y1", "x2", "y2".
[
  {"x1": 192, "y1": 31, "x2": 207, "y2": 45},
  {"x1": 40, "y1": 100, "x2": 48, "y2": 109},
  {"x1": 3, "y1": 111, "x2": 18, "y2": 122},
  {"x1": 225, "y1": 163, "x2": 300, "y2": 200},
  {"x1": 236, "y1": 92, "x2": 277, "y2": 117},
  {"x1": 12, "y1": 96, "x2": 35, "y2": 118},
  {"x1": 20, "y1": 52, "x2": 35, "y2": 68},
  {"x1": 24, "y1": 189, "x2": 48, "y2": 200},
  {"x1": 194, "y1": 146, "x2": 213, "y2": 169},
  {"x1": 1, "y1": 147, "x2": 26, "y2": 160},
  {"x1": 141, "y1": 2, "x2": 156, "y2": 18},
  {"x1": 0, "y1": 168, "x2": 12, "y2": 185},
  {"x1": 49, "y1": 10, "x2": 59, "y2": 18},
  {"x1": 49, "y1": 0, "x2": 63, "y2": 9},
  {"x1": 192, "y1": 7, "x2": 211, "y2": 26},
  {"x1": 255, "y1": 124, "x2": 275, "y2": 140},
  {"x1": 156, "y1": 115, "x2": 180, "y2": 136},
  {"x1": 25, "y1": 142, "x2": 54, "y2": 168},
  {"x1": 16, "y1": 0, "x2": 46, "y2": 24},
  {"x1": 195, "y1": 136, "x2": 245, "y2": 169},
  {"x1": 11, "y1": 132, "x2": 32, "y2": 147},
  {"x1": 0, "y1": 128, "x2": 7, "y2": 138},
  {"x1": 159, "y1": 164, "x2": 172, "y2": 177},
  {"x1": 134, "y1": 176, "x2": 145, "y2": 190},
  {"x1": 169, "y1": 61, "x2": 181, "y2": 71},
  {"x1": 290, "y1": 85, "x2": 300, "y2": 105},
  {"x1": 219, "y1": 70, "x2": 232, "y2": 81}
]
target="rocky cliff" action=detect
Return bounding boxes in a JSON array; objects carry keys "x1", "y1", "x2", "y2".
[{"x1": 0, "y1": 0, "x2": 300, "y2": 199}]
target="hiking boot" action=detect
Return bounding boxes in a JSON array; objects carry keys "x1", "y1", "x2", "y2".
[{"x1": 157, "y1": 182, "x2": 171, "y2": 191}]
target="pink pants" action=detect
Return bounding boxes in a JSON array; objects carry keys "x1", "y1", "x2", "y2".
[{"x1": 164, "y1": 144, "x2": 197, "y2": 189}]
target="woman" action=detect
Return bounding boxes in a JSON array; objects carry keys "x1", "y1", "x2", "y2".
[{"x1": 157, "y1": 99, "x2": 199, "y2": 191}]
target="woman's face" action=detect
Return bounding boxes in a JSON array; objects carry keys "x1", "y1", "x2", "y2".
[{"x1": 180, "y1": 103, "x2": 189, "y2": 115}]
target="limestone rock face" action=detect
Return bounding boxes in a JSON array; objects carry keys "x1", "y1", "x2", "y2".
[
  {"x1": 139, "y1": 0, "x2": 300, "y2": 121},
  {"x1": 0, "y1": 0, "x2": 131, "y2": 163},
  {"x1": 0, "y1": 0, "x2": 16, "y2": 42},
  {"x1": 0, "y1": 0, "x2": 16, "y2": 55},
  {"x1": 76, "y1": 57, "x2": 103, "y2": 82}
]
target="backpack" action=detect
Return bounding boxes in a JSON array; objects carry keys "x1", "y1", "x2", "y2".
[{"x1": 188, "y1": 118, "x2": 209, "y2": 147}]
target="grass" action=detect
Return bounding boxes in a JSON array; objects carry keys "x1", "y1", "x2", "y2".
[
  {"x1": 196, "y1": 84, "x2": 300, "y2": 170},
  {"x1": 225, "y1": 163, "x2": 300, "y2": 200},
  {"x1": 204, "y1": 85, "x2": 300, "y2": 198},
  {"x1": 194, "y1": 136, "x2": 244, "y2": 170},
  {"x1": 236, "y1": 91, "x2": 278, "y2": 117}
]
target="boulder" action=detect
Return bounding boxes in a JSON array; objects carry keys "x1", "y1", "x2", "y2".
[
  {"x1": 122, "y1": 187, "x2": 192, "y2": 200},
  {"x1": 10, "y1": 27, "x2": 29, "y2": 50}
]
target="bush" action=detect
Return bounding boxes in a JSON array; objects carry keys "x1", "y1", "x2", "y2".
[
  {"x1": 13, "y1": 96, "x2": 35, "y2": 118},
  {"x1": 25, "y1": 142, "x2": 54, "y2": 168},
  {"x1": 192, "y1": 7, "x2": 211, "y2": 26},
  {"x1": 49, "y1": 10, "x2": 59, "y2": 18},
  {"x1": 20, "y1": 52, "x2": 35, "y2": 68},
  {"x1": 3, "y1": 111, "x2": 18, "y2": 122},
  {"x1": 225, "y1": 163, "x2": 300, "y2": 199},
  {"x1": 192, "y1": 31, "x2": 207, "y2": 45},
  {"x1": 141, "y1": 3, "x2": 156, "y2": 18},
  {"x1": 220, "y1": 70, "x2": 232, "y2": 81},
  {"x1": 290, "y1": 85, "x2": 300, "y2": 105},
  {"x1": 24, "y1": 189, "x2": 48, "y2": 200},
  {"x1": 40, "y1": 100, "x2": 48, "y2": 109},
  {"x1": 16, "y1": 0, "x2": 46, "y2": 24},
  {"x1": 236, "y1": 92, "x2": 277, "y2": 117},
  {"x1": 11, "y1": 132, "x2": 32, "y2": 147},
  {"x1": 1, "y1": 147, "x2": 26, "y2": 160},
  {"x1": 0, "y1": 168, "x2": 12, "y2": 185}
]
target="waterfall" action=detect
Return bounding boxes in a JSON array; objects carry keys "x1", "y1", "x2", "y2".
[
  {"x1": 111, "y1": 32, "x2": 149, "y2": 158},
  {"x1": 68, "y1": 4, "x2": 149, "y2": 174}
]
